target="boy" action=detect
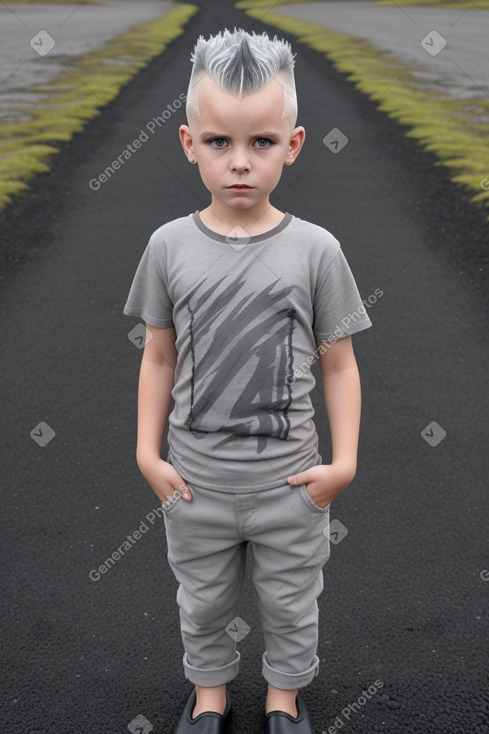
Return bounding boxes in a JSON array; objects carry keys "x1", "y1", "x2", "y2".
[{"x1": 123, "y1": 28, "x2": 372, "y2": 734}]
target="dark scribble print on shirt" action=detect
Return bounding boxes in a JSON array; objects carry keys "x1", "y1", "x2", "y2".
[{"x1": 183, "y1": 271, "x2": 296, "y2": 453}]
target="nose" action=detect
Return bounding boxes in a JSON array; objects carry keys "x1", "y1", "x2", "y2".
[{"x1": 229, "y1": 146, "x2": 251, "y2": 172}]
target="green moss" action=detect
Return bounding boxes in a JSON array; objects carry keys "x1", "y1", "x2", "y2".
[
  {"x1": 239, "y1": 5, "x2": 489, "y2": 219},
  {"x1": 375, "y1": 0, "x2": 489, "y2": 8},
  {"x1": 237, "y1": 0, "x2": 337, "y2": 6},
  {"x1": 237, "y1": 0, "x2": 489, "y2": 7},
  {"x1": 0, "y1": 3, "x2": 198, "y2": 211}
]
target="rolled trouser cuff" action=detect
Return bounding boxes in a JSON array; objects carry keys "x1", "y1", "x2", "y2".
[
  {"x1": 183, "y1": 650, "x2": 240, "y2": 686},
  {"x1": 262, "y1": 651, "x2": 320, "y2": 689}
]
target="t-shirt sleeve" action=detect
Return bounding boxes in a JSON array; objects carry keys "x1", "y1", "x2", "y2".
[
  {"x1": 123, "y1": 235, "x2": 174, "y2": 328},
  {"x1": 313, "y1": 246, "x2": 372, "y2": 341}
]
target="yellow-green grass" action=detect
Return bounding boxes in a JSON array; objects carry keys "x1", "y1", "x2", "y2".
[
  {"x1": 0, "y1": 3, "x2": 198, "y2": 211},
  {"x1": 375, "y1": 0, "x2": 489, "y2": 8},
  {"x1": 237, "y1": 0, "x2": 489, "y2": 7},
  {"x1": 237, "y1": 2, "x2": 489, "y2": 219},
  {"x1": 236, "y1": 0, "x2": 348, "y2": 6}
]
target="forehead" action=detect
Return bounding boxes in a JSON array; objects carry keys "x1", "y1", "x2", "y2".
[{"x1": 193, "y1": 74, "x2": 286, "y2": 130}]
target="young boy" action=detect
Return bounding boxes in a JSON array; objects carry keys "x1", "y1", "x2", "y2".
[{"x1": 123, "y1": 28, "x2": 372, "y2": 734}]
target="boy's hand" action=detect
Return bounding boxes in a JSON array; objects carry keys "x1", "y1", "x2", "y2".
[
  {"x1": 287, "y1": 463, "x2": 356, "y2": 508},
  {"x1": 137, "y1": 456, "x2": 192, "y2": 504}
]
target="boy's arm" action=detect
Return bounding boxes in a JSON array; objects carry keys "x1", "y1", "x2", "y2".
[
  {"x1": 287, "y1": 335, "x2": 361, "y2": 507},
  {"x1": 318, "y1": 335, "x2": 361, "y2": 479},
  {"x1": 136, "y1": 324, "x2": 177, "y2": 465},
  {"x1": 135, "y1": 324, "x2": 191, "y2": 503}
]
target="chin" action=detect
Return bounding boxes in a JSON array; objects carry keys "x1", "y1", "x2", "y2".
[{"x1": 220, "y1": 196, "x2": 254, "y2": 208}]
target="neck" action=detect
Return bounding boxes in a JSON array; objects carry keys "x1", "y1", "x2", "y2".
[{"x1": 203, "y1": 201, "x2": 281, "y2": 233}]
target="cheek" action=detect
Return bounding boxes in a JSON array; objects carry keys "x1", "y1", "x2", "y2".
[
  {"x1": 264, "y1": 148, "x2": 287, "y2": 167},
  {"x1": 263, "y1": 154, "x2": 286, "y2": 179},
  {"x1": 196, "y1": 155, "x2": 221, "y2": 183},
  {"x1": 199, "y1": 153, "x2": 223, "y2": 174}
]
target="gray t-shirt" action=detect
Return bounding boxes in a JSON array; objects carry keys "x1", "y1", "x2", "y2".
[{"x1": 123, "y1": 210, "x2": 372, "y2": 492}]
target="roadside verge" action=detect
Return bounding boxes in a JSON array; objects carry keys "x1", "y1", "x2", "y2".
[
  {"x1": 0, "y1": 2, "x2": 198, "y2": 212},
  {"x1": 237, "y1": 0, "x2": 489, "y2": 221}
]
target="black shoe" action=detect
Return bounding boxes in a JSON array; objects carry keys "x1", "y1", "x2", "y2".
[
  {"x1": 174, "y1": 687, "x2": 231, "y2": 734},
  {"x1": 264, "y1": 693, "x2": 312, "y2": 734}
]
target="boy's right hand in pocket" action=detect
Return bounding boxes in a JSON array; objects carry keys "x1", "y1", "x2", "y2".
[{"x1": 136, "y1": 456, "x2": 192, "y2": 504}]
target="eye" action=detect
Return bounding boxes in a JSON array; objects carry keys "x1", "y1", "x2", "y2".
[
  {"x1": 207, "y1": 137, "x2": 228, "y2": 148},
  {"x1": 206, "y1": 137, "x2": 274, "y2": 149},
  {"x1": 255, "y1": 138, "x2": 273, "y2": 148}
]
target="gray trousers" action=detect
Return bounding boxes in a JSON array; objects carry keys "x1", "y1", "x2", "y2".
[{"x1": 163, "y1": 479, "x2": 331, "y2": 690}]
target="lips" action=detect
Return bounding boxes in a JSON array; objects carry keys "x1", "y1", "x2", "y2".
[{"x1": 227, "y1": 184, "x2": 253, "y2": 189}]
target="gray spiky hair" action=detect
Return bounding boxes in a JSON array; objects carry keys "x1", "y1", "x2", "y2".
[{"x1": 185, "y1": 27, "x2": 298, "y2": 128}]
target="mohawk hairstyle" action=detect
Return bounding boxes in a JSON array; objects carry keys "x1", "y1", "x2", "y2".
[{"x1": 185, "y1": 27, "x2": 298, "y2": 128}]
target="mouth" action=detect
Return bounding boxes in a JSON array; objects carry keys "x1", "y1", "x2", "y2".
[{"x1": 227, "y1": 184, "x2": 253, "y2": 190}]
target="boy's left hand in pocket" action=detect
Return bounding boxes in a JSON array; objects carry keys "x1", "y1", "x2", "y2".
[{"x1": 287, "y1": 463, "x2": 356, "y2": 508}]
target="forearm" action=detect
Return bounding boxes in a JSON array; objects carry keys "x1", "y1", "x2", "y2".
[
  {"x1": 322, "y1": 363, "x2": 361, "y2": 476},
  {"x1": 136, "y1": 359, "x2": 175, "y2": 467}
]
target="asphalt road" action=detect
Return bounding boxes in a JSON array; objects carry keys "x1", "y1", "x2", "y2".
[
  {"x1": 1, "y1": 1, "x2": 489, "y2": 733},
  {"x1": 274, "y1": 1, "x2": 489, "y2": 99}
]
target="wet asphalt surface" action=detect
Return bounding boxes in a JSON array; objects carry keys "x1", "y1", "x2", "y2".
[{"x1": 1, "y1": 1, "x2": 489, "y2": 733}]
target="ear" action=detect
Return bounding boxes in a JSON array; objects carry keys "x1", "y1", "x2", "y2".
[
  {"x1": 284, "y1": 126, "x2": 306, "y2": 165},
  {"x1": 179, "y1": 125, "x2": 196, "y2": 163}
]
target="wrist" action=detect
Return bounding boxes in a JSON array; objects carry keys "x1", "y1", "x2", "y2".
[
  {"x1": 331, "y1": 458, "x2": 357, "y2": 483},
  {"x1": 136, "y1": 448, "x2": 163, "y2": 472}
]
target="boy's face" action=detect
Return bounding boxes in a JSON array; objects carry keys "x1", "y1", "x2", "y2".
[{"x1": 179, "y1": 74, "x2": 305, "y2": 217}]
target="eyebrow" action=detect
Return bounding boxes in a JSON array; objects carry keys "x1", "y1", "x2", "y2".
[{"x1": 200, "y1": 131, "x2": 280, "y2": 138}]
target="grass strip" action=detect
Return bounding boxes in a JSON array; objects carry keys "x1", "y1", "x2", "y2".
[
  {"x1": 375, "y1": 0, "x2": 489, "y2": 8},
  {"x1": 0, "y1": 2, "x2": 198, "y2": 211},
  {"x1": 237, "y1": 1, "x2": 489, "y2": 219},
  {"x1": 235, "y1": 0, "x2": 489, "y2": 8}
]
